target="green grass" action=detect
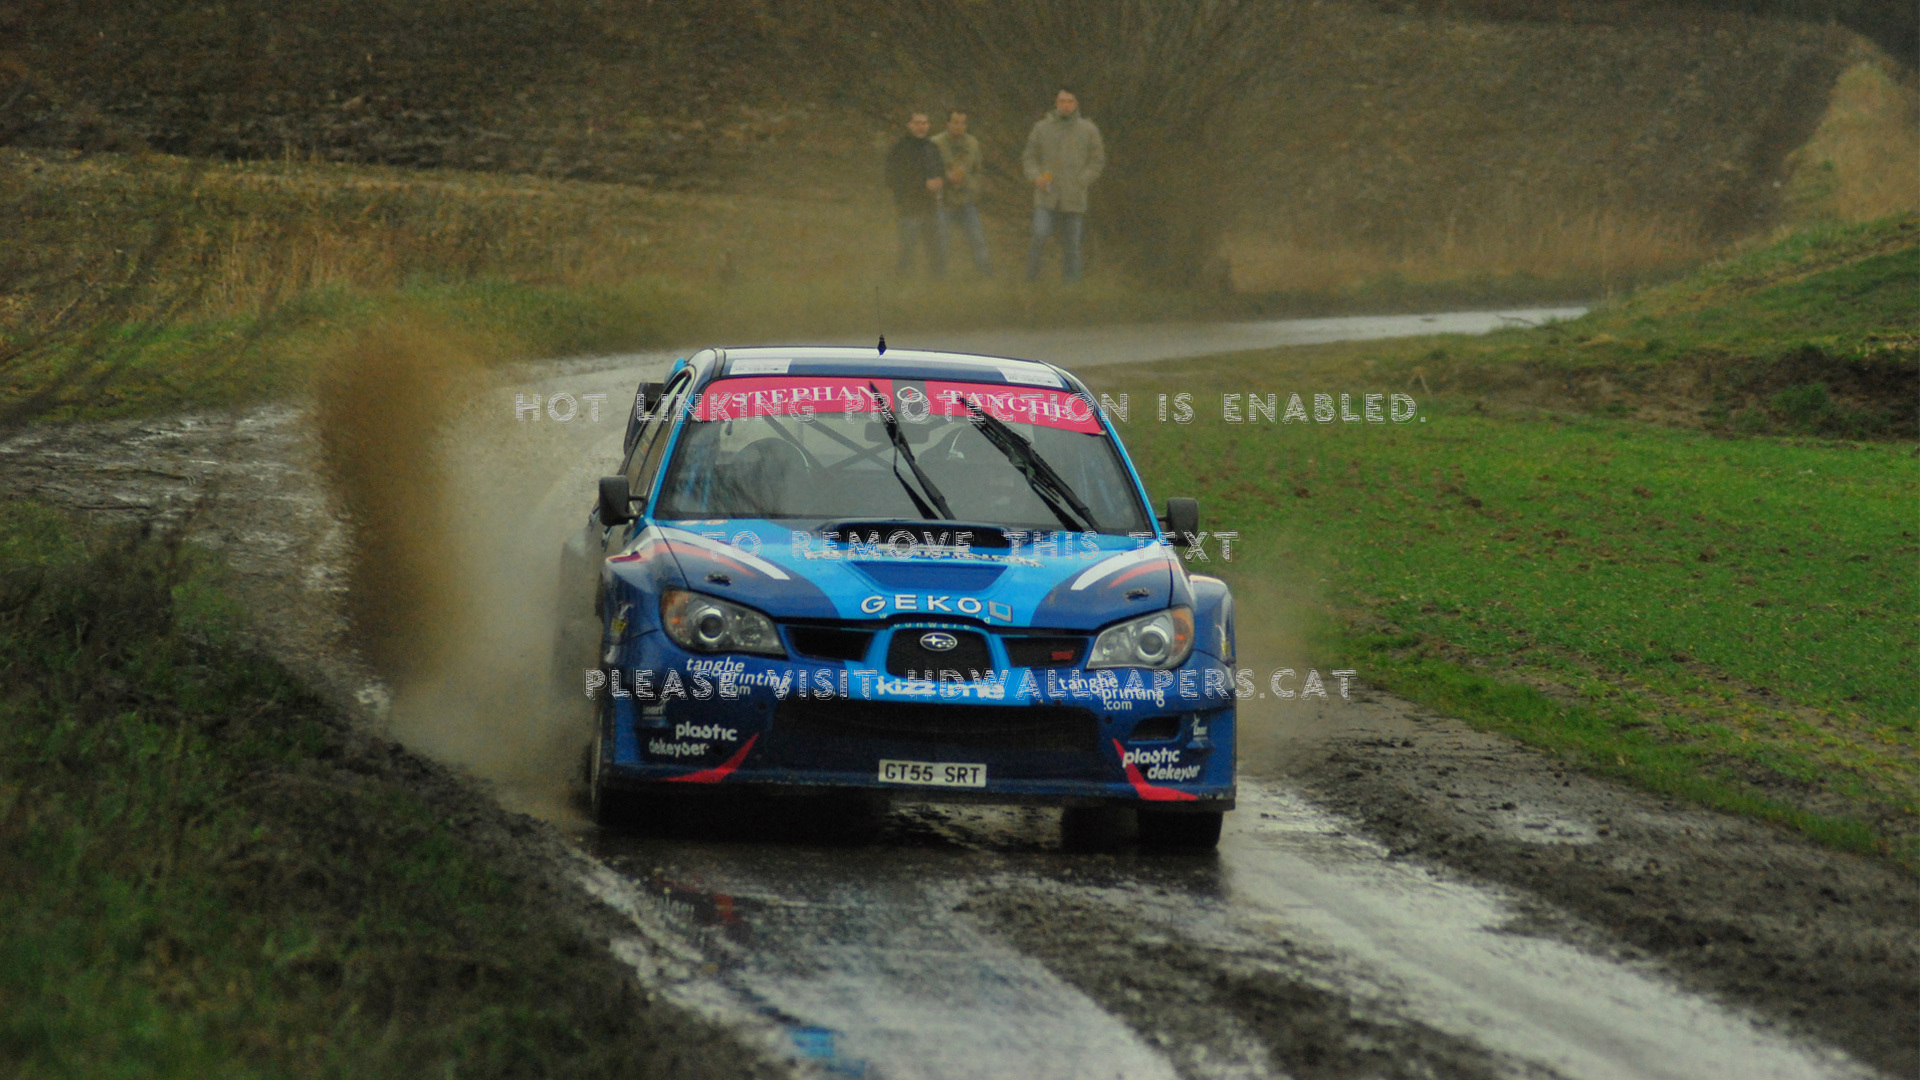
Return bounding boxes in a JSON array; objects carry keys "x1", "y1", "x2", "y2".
[
  {"x1": 0, "y1": 502, "x2": 740, "y2": 1078},
  {"x1": 1254, "y1": 214, "x2": 1920, "y2": 439},
  {"x1": 1086, "y1": 219, "x2": 1920, "y2": 867},
  {"x1": 1534, "y1": 217, "x2": 1919, "y2": 372},
  {"x1": 1112, "y1": 403, "x2": 1917, "y2": 864}
]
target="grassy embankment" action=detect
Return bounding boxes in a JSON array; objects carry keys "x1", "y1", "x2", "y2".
[
  {"x1": 1087, "y1": 215, "x2": 1918, "y2": 867},
  {"x1": 0, "y1": 504, "x2": 758, "y2": 1078}
]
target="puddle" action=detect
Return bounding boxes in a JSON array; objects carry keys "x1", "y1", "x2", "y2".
[
  {"x1": 574, "y1": 843, "x2": 1181, "y2": 1080},
  {"x1": 1216, "y1": 785, "x2": 1875, "y2": 1080}
]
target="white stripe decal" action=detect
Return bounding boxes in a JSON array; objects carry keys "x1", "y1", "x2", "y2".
[
  {"x1": 617, "y1": 525, "x2": 665, "y2": 558},
  {"x1": 1070, "y1": 545, "x2": 1167, "y2": 591},
  {"x1": 657, "y1": 527, "x2": 792, "y2": 580}
]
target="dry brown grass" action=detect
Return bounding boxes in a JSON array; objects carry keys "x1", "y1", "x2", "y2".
[
  {"x1": 1785, "y1": 58, "x2": 1920, "y2": 225},
  {"x1": 1222, "y1": 207, "x2": 1707, "y2": 298},
  {"x1": 2, "y1": 145, "x2": 1195, "y2": 421},
  {"x1": 4, "y1": 148, "x2": 1069, "y2": 324},
  {"x1": 160, "y1": 155, "x2": 886, "y2": 309}
]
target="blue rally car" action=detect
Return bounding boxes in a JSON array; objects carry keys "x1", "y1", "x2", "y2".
[{"x1": 560, "y1": 346, "x2": 1236, "y2": 848}]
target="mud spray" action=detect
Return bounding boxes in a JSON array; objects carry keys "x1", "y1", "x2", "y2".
[
  {"x1": 1212, "y1": 567, "x2": 1370, "y2": 777},
  {"x1": 312, "y1": 326, "x2": 1352, "y2": 817},
  {"x1": 315, "y1": 320, "x2": 594, "y2": 821}
]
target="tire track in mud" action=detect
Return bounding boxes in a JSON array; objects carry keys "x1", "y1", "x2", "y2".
[
  {"x1": 967, "y1": 886, "x2": 1556, "y2": 1080},
  {"x1": 562, "y1": 778, "x2": 1880, "y2": 1080}
]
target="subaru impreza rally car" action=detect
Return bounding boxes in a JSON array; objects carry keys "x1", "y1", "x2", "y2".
[{"x1": 559, "y1": 346, "x2": 1236, "y2": 848}]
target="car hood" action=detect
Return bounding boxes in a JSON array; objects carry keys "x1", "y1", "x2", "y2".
[{"x1": 619, "y1": 521, "x2": 1178, "y2": 631}]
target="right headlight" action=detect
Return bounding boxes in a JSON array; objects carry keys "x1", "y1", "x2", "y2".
[
  {"x1": 1086, "y1": 606, "x2": 1194, "y2": 670},
  {"x1": 660, "y1": 590, "x2": 786, "y2": 657}
]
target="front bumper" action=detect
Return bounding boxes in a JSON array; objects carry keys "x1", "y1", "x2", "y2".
[{"x1": 598, "y1": 631, "x2": 1237, "y2": 809}]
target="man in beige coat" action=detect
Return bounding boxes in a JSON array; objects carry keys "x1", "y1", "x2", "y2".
[{"x1": 1021, "y1": 89, "x2": 1105, "y2": 283}]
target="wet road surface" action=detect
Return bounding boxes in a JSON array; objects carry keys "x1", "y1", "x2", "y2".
[
  {"x1": 873, "y1": 306, "x2": 1588, "y2": 369},
  {"x1": 567, "y1": 779, "x2": 1872, "y2": 1080},
  {"x1": 517, "y1": 304, "x2": 1586, "y2": 387},
  {"x1": 482, "y1": 309, "x2": 1878, "y2": 1079},
  {"x1": 5, "y1": 305, "x2": 1897, "y2": 1079}
]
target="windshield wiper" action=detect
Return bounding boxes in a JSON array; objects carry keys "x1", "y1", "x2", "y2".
[
  {"x1": 869, "y1": 382, "x2": 954, "y2": 521},
  {"x1": 962, "y1": 399, "x2": 1097, "y2": 533}
]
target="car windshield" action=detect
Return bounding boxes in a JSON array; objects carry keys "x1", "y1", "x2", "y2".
[{"x1": 652, "y1": 376, "x2": 1151, "y2": 534}]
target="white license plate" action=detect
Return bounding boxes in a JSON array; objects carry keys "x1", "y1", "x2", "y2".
[{"x1": 878, "y1": 760, "x2": 987, "y2": 788}]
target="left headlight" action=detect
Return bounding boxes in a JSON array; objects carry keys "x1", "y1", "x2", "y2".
[
  {"x1": 1086, "y1": 606, "x2": 1194, "y2": 670},
  {"x1": 660, "y1": 590, "x2": 787, "y2": 657}
]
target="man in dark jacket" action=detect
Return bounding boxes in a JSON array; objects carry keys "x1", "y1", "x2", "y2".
[{"x1": 886, "y1": 112, "x2": 947, "y2": 278}]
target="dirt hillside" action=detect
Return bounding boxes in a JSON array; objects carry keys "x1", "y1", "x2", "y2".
[{"x1": 2, "y1": 0, "x2": 1900, "y2": 262}]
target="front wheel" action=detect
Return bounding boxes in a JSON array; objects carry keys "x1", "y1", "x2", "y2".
[
  {"x1": 1138, "y1": 808, "x2": 1223, "y2": 851},
  {"x1": 588, "y1": 725, "x2": 667, "y2": 832}
]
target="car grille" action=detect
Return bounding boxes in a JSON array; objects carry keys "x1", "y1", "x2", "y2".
[
  {"x1": 775, "y1": 699, "x2": 1100, "y2": 752},
  {"x1": 1003, "y1": 635, "x2": 1085, "y2": 668},
  {"x1": 885, "y1": 628, "x2": 992, "y2": 678},
  {"x1": 787, "y1": 626, "x2": 875, "y2": 662}
]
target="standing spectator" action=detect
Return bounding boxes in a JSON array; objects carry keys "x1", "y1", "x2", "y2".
[
  {"x1": 1022, "y1": 89, "x2": 1105, "y2": 284},
  {"x1": 886, "y1": 112, "x2": 947, "y2": 278},
  {"x1": 931, "y1": 110, "x2": 992, "y2": 277}
]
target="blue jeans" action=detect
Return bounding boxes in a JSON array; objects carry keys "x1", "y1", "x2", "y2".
[
  {"x1": 1026, "y1": 208, "x2": 1084, "y2": 283},
  {"x1": 940, "y1": 203, "x2": 993, "y2": 276},
  {"x1": 896, "y1": 212, "x2": 946, "y2": 278}
]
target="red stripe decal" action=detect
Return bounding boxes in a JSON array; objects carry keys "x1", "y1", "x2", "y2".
[
  {"x1": 668, "y1": 734, "x2": 758, "y2": 784},
  {"x1": 1108, "y1": 562, "x2": 1168, "y2": 588},
  {"x1": 1114, "y1": 738, "x2": 1199, "y2": 802}
]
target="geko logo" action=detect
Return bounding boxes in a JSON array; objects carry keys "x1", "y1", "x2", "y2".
[{"x1": 860, "y1": 594, "x2": 1015, "y2": 622}]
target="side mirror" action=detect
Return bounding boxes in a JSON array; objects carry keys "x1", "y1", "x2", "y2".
[
  {"x1": 1163, "y1": 497, "x2": 1199, "y2": 541},
  {"x1": 598, "y1": 475, "x2": 636, "y2": 526}
]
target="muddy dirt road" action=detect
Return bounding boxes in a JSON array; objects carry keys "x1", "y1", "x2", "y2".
[{"x1": 3, "y1": 306, "x2": 1911, "y2": 1079}]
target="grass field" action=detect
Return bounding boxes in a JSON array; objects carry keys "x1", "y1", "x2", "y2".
[
  {"x1": 0, "y1": 503, "x2": 749, "y2": 1078},
  {"x1": 1086, "y1": 217, "x2": 1919, "y2": 867},
  {"x1": 1207, "y1": 215, "x2": 1918, "y2": 440}
]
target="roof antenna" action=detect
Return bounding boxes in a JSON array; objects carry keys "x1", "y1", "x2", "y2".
[
  {"x1": 874, "y1": 284, "x2": 887, "y2": 354},
  {"x1": 877, "y1": 334, "x2": 887, "y2": 355}
]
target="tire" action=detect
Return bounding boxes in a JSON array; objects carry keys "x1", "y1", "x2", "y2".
[
  {"x1": 588, "y1": 723, "x2": 667, "y2": 832},
  {"x1": 1060, "y1": 805, "x2": 1129, "y2": 852},
  {"x1": 1137, "y1": 808, "x2": 1224, "y2": 851},
  {"x1": 587, "y1": 726, "x2": 627, "y2": 827}
]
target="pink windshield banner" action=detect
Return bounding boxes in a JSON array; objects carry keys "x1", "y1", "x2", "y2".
[
  {"x1": 692, "y1": 377, "x2": 892, "y2": 421},
  {"x1": 692, "y1": 376, "x2": 1102, "y2": 434}
]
